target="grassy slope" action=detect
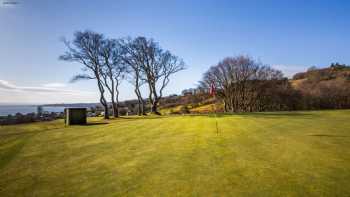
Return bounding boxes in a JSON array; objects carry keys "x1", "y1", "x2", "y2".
[
  {"x1": 0, "y1": 111, "x2": 350, "y2": 196},
  {"x1": 160, "y1": 103, "x2": 223, "y2": 114}
]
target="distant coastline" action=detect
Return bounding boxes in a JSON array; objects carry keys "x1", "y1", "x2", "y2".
[
  {"x1": 42, "y1": 103, "x2": 100, "y2": 108},
  {"x1": 0, "y1": 105, "x2": 65, "y2": 116},
  {"x1": 0, "y1": 102, "x2": 102, "y2": 117}
]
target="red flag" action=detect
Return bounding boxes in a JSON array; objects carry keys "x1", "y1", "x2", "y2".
[{"x1": 209, "y1": 82, "x2": 216, "y2": 97}]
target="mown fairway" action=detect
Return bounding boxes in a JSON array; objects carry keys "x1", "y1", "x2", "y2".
[{"x1": 0, "y1": 110, "x2": 349, "y2": 196}]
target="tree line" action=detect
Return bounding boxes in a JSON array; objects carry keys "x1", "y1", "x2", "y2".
[
  {"x1": 60, "y1": 30, "x2": 185, "y2": 119},
  {"x1": 199, "y1": 56, "x2": 350, "y2": 112},
  {"x1": 60, "y1": 31, "x2": 349, "y2": 116}
]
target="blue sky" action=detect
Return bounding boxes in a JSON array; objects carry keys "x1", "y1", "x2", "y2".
[{"x1": 0, "y1": 0, "x2": 349, "y2": 104}]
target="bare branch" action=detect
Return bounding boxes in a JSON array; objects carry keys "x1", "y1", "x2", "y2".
[{"x1": 70, "y1": 74, "x2": 95, "y2": 83}]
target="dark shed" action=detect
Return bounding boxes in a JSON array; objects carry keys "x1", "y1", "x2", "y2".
[{"x1": 65, "y1": 108, "x2": 87, "y2": 125}]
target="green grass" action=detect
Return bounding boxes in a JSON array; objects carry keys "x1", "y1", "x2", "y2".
[{"x1": 1, "y1": 110, "x2": 350, "y2": 196}]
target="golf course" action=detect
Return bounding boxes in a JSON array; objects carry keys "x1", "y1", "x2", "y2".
[{"x1": 0, "y1": 110, "x2": 349, "y2": 196}]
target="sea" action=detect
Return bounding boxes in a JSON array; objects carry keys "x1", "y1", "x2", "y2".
[{"x1": 0, "y1": 105, "x2": 65, "y2": 116}]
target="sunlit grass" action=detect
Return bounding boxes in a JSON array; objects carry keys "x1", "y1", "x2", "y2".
[{"x1": 0, "y1": 110, "x2": 350, "y2": 196}]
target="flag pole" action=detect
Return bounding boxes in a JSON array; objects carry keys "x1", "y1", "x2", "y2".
[
  {"x1": 210, "y1": 82, "x2": 219, "y2": 134},
  {"x1": 214, "y1": 95, "x2": 219, "y2": 134}
]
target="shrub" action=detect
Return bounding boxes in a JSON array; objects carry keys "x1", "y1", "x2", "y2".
[{"x1": 180, "y1": 105, "x2": 190, "y2": 114}]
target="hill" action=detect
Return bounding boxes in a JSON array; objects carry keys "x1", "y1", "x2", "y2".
[
  {"x1": 293, "y1": 63, "x2": 350, "y2": 81},
  {"x1": 1, "y1": 110, "x2": 350, "y2": 196},
  {"x1": 291, "y1": 63, "x2": 350, "y2": 109},
  {"x1": 292, "y1": 64, "x2": 350, "y2": 90},
  {"x1": 161, "y1": 63, "x2": 350, "y2": 114}
]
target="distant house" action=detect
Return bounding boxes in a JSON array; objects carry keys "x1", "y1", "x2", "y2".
[
  {"x1": 182, "y1": 88, "x2": 194, "y2": 96},
  {"x1": 181, "y1": 88, "x2": 207, "y2": 96}
]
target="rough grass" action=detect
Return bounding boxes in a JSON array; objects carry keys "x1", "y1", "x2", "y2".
[
  {"x1": 160, "y1": 103, "x2": 223, "y2": 114},
  {"x1": 190, "y1": 103, "x2": 223, "y2": 113},
  {"x1": 0, "y1": 110, "x2": 350, "y2": 196},
  {"x1": 160, "y1": 105, "x2": 183, "y2": 114}
]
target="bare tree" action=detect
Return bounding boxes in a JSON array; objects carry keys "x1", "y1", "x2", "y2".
[
  {"x1": 200, "y1": 55, "x2": 284, "y2": 112},
  {"x1": 126, "y1": 37, "x2": 185, "y2": 114},
  {"x1": 113, "y1": 61, "x2": 127, "y2": 116},
  {"x1": 100, "y1": 39, "x2": 126, "y2": 118},
  {"x1": 118, "y1": 38, "x2": 147, "y2": 115},
  {"x1": 59, "y1": 30, "x2": 110, "y2": 119}
]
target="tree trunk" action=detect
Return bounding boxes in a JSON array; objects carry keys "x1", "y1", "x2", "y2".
[
  {"x1": 230, "y1": 98, "x2": 235, "y2": 113},
  {"x1": 100, "y1": 96, "x2": 109, "y2": 119},
  {"x1": 141, "y1": 99, "x2": 146, "y2": 115},
  {"x1": 149, "y1": 83, "x2": 161, "y2": 115},
  {"x1": 148, "y1": 85, "x2": 154, "y2": 114},
  {"x1": 115, "y1": 86, "x2": 120, "y2": 118},
  {"x1": 151, "y1": 98, "x2": 161, "y2": 115},
  {"x1": 103, "y1": 104, "x2": 109, "y2": 119},
  {"x1": 110, "y1": 91, "x2": 118, "y2": 118},
  {"x1": 135, "y1": 88, "x2": 143, "y2": 116},
  {"x1": 97, "y1": 76, "x2": 109, "y2": 119},
  {"x1": 137, "y1": 97, "x2": 142, "y2": 116},
  {"x1": 111, "y1": 101, "x2": 118, "y2": 118}
]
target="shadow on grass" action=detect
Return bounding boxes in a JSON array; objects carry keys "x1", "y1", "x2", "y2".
[
  {"x1": 89, "y1": 112, "x2": 317, "y2": 121},
  {"x1": 239, "y1": 112, "x2": 317, "y2": 119},
  {"x1": 110, "y1": 116, "x2": 170, "y2": 122},
  {"x1": 121, "y1": 116, "x2": 168, "y2": 119},
  {"x1": 308, "y1": 134, "x2": 349, "y2": 138},
  {"x1": 84, "y1": 122, "x2": 109, "y2": 126},
  {"x1": 187, "y1": 112, "x2": 315, "y2": 119}
]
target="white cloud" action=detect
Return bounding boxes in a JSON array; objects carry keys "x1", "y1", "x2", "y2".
[
  {"x1": 0, "y1": 80, "x2": 97, "y2": 104},
  {"x1": 0, "y1": 80, "x2": 16, "y2": 89},
  {"x1": 0, "y1": 0, "x2": 20, "y2": 8},
  {"x1": 42, "y1": 83, "x2": 67, "y2": 88},
  {"x1": 0, "y1": 80, "x2": 70, "y2": 93}
]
